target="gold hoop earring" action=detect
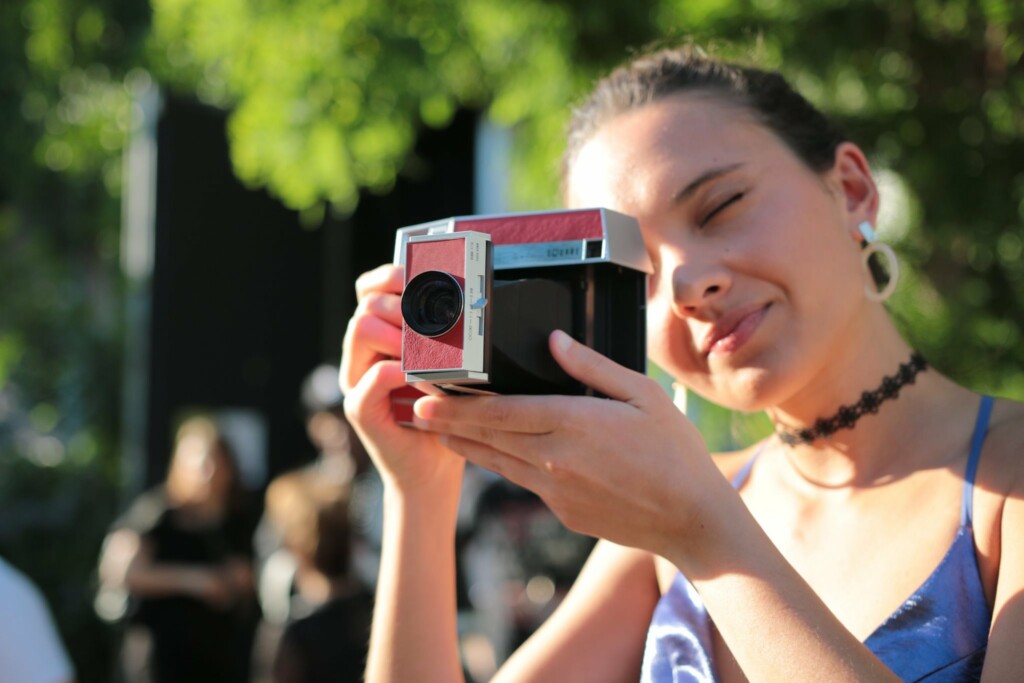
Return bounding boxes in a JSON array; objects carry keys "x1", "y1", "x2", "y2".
[{"x1": 857, "y1": 221, "x2": 899, "y2": 302}]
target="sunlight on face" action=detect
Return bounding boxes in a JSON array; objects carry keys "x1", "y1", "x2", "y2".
[
  {"x1": 170, "y1": 434, "x2": 233, "y2": 504},
  {"x1": 566, "y1": 95, "x2": 867, "y2": 411}
]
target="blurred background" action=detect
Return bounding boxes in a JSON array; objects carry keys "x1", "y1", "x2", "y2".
[{"x1": 1, "y1": 0, "x2": 1022, "y2": 681}]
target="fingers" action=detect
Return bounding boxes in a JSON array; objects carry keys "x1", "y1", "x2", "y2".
[
  {"x1": 548, "y1": 330, "x2": 657, "y2": 405},
  {"x1": 439, "y1": 434, "x2": 541, "y2": 492},
  {"x1": 340, "y1": 306, "x2": 403, "y2": 392},
  {"x1": 355, "y1": 263, "x2": 404, "y2": 301},
  {"x1": 360, "y1": 290, "x2": 404, "y2": 327},
  {"x1": 416, "y1": 415, "x2": 550, "y2": 462},
  {"x1": 414, "y1": 394, "x2": 561, "y2": 434},
  {"x1": 344, "y1": 360, "x2": 408, "y2": 425},
  {"x1": 341, "y1": 265, "x2": 406, "y2": 394}
]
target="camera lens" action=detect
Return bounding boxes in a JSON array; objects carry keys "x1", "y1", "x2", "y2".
[{"x1": 402, "y1": 270, "x2": 464, "y2": 337}]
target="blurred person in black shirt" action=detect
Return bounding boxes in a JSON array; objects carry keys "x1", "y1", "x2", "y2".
[{"x1": 98, "y1": 415, "x2": 259, "y2": 683}]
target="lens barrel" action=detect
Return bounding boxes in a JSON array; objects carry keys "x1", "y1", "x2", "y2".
[{"x1": 402, "y1": 271, "x2": 464, "y2": 337}]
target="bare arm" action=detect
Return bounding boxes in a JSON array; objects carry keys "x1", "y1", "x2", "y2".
[
  {"x1": 493, "y1": 540, "x2": 659, "y2": 683},
  {"x1": 675, "y1": 494, "x2": 899, "y2": 682},
  {"x1": 364, "y1": 464, "x2": 465, "y2": 683},
  {"x1": 346, "y1": 266, "x2": 660, "y2": 682},
  {"x1": 342, "y1": 265, "x2": 468, "y2": 683},
  {"x1": 420, "y1": 332, "x2": 903, "y2": 682}
]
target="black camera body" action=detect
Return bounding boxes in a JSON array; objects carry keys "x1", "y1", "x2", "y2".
[{"x1": 394, "y1": 208, "x2": 651, "y2": 397}]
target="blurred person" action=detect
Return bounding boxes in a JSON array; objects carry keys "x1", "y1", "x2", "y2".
[
  {"x1": 0, "y1": 556, "x2": 74, "y2": 683},
  {"x1": 254, "y1": 364, "x2": 379, "y2": 626},
  {"x1": 98, "y1": 415, "x2": 259, "y2": 683},
  {"x1": 264, "y1": 470, "x2": 373, "y2": 683},
  {"x1": 250, "y1": 365, "x2": 380, "y2": 681}
]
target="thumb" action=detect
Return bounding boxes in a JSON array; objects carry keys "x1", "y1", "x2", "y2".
[{"x1": 549, "y1": 329, "x2": 652, "y2": 404}]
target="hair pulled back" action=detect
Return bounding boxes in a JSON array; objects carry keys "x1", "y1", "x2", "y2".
[{"x1": 563, "y1": 46, "x2": 847, "y2": 189}]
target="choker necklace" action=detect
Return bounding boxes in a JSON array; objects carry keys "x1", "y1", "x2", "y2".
[{"x1": 775, "y1": 351, "x2": 928, "y2": 446}]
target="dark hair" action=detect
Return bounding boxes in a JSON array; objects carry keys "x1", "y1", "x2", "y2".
[{"x1": 563, "y1": 45, "x2": 847, "y2": 190}]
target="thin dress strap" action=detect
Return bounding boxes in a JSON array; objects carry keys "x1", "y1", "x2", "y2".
[
  {"x1": 731, "y1": 443, "x2": 767, "y2": 489},
  {"x1": 961, "y1": 395, "x2": 994, "y2": 527}
]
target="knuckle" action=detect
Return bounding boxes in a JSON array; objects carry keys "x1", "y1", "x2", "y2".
[
  {"x1": 543, "y1": 455, "x2": 570, "y2": 480},
  {"x1": 482, "y1": 454, "x2": 507, "y2": 478},
  {"x1": 634, "y1": 377, "x2": 661, "y2": 404},
  {"x1": 361, "y1": 291, "x2": 389, "y2": 314},
  {"x1": 557, "y1": 510, "x2": 581, "y2": 533},
  {"x1": 353, "y1": 295, "x2": 375, "y2": 319},
  {"x1": 578, "y1": 351, "x2": 603, "y2": 376},
  {"x1": 342, "y1": 390, "x2": 365, "y2": 422},
  {"x1": 365, "y1": 360, "x2": 390, "y2": 385},
  {"x1": 356, "y1": 264, "x2": 403, "y2": 299},
  {"x1": 475, "y1": 426, "x2": 500, "y2": 446},
  {"x1": 350, "y1": 310, "x2": 377, "y2": 339},
  {"x1": 482, "y1": 399, "x2": 513, "y2": 427}
]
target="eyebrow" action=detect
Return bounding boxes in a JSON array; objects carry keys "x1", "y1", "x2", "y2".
[{"x1": 672, "y1": 163, "x2": 745, "y2": 205}]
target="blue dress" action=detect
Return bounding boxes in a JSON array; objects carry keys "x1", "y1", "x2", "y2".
[{"x1": 641, "y1": 396, "x2": 994, "y2": 683}]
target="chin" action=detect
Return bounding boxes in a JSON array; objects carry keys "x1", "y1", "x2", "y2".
[{"x1": 673, "y1": 363, "x2": 782, "y2": 414}]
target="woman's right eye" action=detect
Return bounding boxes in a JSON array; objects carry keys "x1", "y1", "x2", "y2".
[{"x1": 699, "y1": 192, "x2": 745, "y2": 228}]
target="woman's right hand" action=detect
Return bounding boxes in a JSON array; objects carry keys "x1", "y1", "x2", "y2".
[{"x1": 340, "y1": 264, "x2": 465, "y2": 493}]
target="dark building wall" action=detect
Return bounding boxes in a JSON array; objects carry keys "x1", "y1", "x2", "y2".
[
  {"x1": 142, "y1": 97, "x2": 475, "y2": 488},
  {"x1": 147, "y1": 95, "x2": 323, "y2": 485}
]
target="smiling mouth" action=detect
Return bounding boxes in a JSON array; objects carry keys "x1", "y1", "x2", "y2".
[{"x1": 703, "y1": 304, "x2": 771, "y2": 356}]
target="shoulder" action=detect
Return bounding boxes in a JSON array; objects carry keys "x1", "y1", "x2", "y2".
[
  {"x1": 710, "y1": 439, "x2": 768, "y2": 483},
  {"x1": 0, "y1": 558, "x2": 46, "y2": 611},
  {"x1": 981, "y1": 397, "x2": 1024, "y2": 489},
  {"x1": 0, "y1": 559, "x2": 74, "y2": 681},
  {"x1": 973, "y1": 397, "x2": 1024, "y2": 583}
]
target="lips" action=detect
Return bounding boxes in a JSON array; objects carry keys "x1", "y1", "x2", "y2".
[{"x1": 701, "y1": 303, "x2": 771, "y2": 356}]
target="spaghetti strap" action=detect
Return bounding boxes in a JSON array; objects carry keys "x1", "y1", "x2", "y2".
[
  {"x1": 961, "y1": 395, "x2": 994, "y2": 527},
  {"x1": 730, "y1": 443, "x2": 766, "y2": 489}
]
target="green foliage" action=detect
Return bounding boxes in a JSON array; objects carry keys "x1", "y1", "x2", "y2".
[
  {"x1": 146, "y1": 0, "x2": 1024, "y2": 404},
  {"x1": 0, "y1": 0, "x2": 145, "y2": 679},
  {"x1": 1, "y1": 3, "x2": 1023, "y2": 680}
]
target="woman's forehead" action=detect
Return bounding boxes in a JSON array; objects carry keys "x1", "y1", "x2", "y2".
[{"x1": 565, "y1": 95, "x2": 769, "y2": 210}]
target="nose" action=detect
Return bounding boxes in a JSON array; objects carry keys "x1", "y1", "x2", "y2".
[{"x1": 669, "y1": 259, "x2": 731, "y2": 317}]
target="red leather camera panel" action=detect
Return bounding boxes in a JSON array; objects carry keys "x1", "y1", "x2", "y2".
[
  {"x1": 403, "y1": 238, "x2": 466, "y2": 371},
  {"x1": 455, "y1": 209, "x2": 603, "y2": 245}
]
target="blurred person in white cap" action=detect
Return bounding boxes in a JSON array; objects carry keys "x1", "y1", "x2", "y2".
[{"x1": 250, "y1": 364, "x2": 381, "y2": 680}]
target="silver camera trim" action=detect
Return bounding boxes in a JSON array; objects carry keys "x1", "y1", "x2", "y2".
[
  {"x1": 400, "y1": 231, "x2": 491, "y2": 384},
  {"x1": 393, "y1": 208, "x2": 652, "y2": 274}
]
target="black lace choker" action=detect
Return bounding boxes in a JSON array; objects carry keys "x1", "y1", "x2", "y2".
[{"x1": 775, "y1": 352, "x2": 928, "y2": 446}]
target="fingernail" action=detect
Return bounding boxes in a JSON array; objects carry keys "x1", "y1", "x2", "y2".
[{"x1": 552, "y1": 329, "x2": 573, "y2": 354}]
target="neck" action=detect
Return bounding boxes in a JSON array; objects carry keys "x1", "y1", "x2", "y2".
[{"x1": 764, "y1": 306, "x2": 972, "y2": 485}]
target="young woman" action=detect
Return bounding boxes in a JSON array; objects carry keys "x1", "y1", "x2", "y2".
[{"x1": 340, "y1": 47, "x2": 1024, "y2": 682}]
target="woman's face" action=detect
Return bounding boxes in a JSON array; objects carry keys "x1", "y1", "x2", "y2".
[
  {"x1": 171, "y1": 435, "x2": 233, "y2": 503},
  {"x1": 565, "y1": 94, "x2": 871, "y2": 411}
]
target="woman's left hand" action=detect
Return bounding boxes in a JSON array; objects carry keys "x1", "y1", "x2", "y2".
[{"x1": 413, "y1": 329, "x2": 734, "y2": 558}]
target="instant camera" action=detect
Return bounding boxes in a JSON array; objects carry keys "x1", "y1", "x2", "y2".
[{"x1": 393, "y1": 208, "x2": 652, "y2": 402}]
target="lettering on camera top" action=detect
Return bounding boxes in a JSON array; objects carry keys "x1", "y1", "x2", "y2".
[
  {"x1": 547, "y1": 245, "x2": 582, "y2": 259},
  {"x1": 493, "y1": 240, "x2": 584, "y2": 268}
]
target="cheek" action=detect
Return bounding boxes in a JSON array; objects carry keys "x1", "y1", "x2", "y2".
[{"x1": 645, "y1": 295, "x2": 699, "y2": 375}]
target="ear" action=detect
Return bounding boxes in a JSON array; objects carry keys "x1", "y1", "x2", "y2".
[{"x1": 827, "y1": 142, "x2": 879, "y2": 242}]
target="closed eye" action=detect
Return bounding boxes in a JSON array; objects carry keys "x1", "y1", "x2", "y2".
[{"x1": 700, "y1": 193, "x2": 745, "y2": 227}]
